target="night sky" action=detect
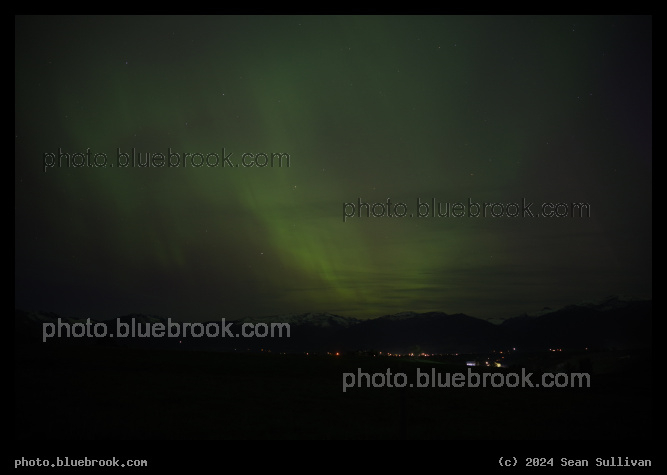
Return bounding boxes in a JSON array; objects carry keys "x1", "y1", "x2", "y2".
[{"x1": 15, "y1": 15, "x2": 652, "y2": 322}]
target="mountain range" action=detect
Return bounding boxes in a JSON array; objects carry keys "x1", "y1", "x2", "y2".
[{"x1": 15, "y1": 296, "x2": 651, "y2": 354}]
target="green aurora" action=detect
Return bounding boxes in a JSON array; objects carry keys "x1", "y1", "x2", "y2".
[{"x1": 15, "y1": 15, "x2": 651, "y2": 321}]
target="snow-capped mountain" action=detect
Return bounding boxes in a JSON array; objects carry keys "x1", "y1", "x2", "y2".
[
  {"x1": 232, "y1": 312, "x2": 361, "y2": 328},
  {"x1": 15, "y1": 295, "x2": 652, "y2": 354}
]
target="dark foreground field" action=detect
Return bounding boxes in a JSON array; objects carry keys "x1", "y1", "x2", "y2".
[{"x1": 15, "y1": 342, "x2": 651, "y2": 440}]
